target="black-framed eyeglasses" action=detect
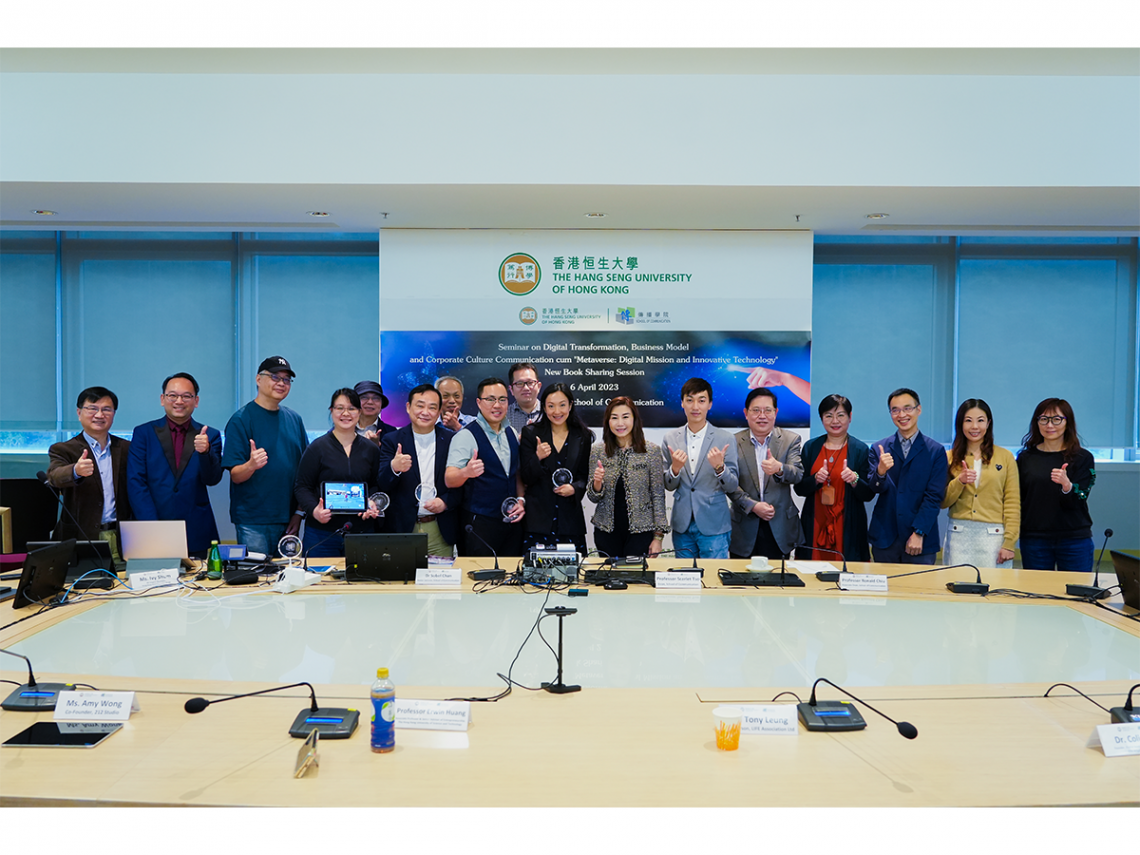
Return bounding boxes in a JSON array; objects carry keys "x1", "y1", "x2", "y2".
[
  {"x1": 1037, "y1": 415, "x2": 1066, "y2": 426},
  {"x1": 259, "y1": 372, "x2": 293, "y2": 386}
]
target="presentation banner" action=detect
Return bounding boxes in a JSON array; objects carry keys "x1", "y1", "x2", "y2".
[{"x1": 379, "y1": 230, "x2": 813, "y2": 428}]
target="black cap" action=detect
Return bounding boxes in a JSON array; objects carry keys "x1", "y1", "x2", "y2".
[
  {"x1": 257, "y1": 356, "x2": 295, "y2": 378},
  {"x1": 354, "y1": 381, "x2": 388, "y2": 408}
]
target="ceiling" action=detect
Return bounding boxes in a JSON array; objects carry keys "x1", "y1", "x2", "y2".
[{"x1": 2, "y1": 48, "x2": 1138, "y2": 236}]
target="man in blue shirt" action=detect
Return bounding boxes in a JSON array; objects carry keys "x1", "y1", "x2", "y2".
[{"x1": 222, "y1": 356, "x2": 308, "y2": 556}]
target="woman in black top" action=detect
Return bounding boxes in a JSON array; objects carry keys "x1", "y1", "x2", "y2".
[
  {"x1": 295, "y1": 388, "x2": 382, "y2": 558},
  {"x1": 519, "y1": 383, "x2": 594, "y2": 556},
  {"x1": 1016, "y1": 397, "x2": 1096, "y2": 572}
]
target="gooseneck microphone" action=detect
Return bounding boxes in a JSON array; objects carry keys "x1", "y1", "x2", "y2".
[
  {"x1": 888, "y1": 562, "x2": 988, "y2": 595},
  {"x1": 1110, "y1": 683, "x2": 1140, "y2": 724},
  {"x1": 798, "y1": 677, "x2": 918, "y2": 739},
  {"x1": 465, "y1": 524, "x2": 500, "y2": 571},
  {"x1": 37, "y1": 470, "x2": 99, "y2": 547},
  {"x1": 302, "y1": 521, "x2": 353, "y2": 572},
  {"x1": 805, "y1": 545, "x2": 849, "y2": 583},
  {"x1": 183, "y1": 681, "x2": 360, "y2": 739},
  {"x1": 0, "y1": 648, "x2": 73, "y2": 711},
  {"x1": 1066, "y1": 528, "x2": 1113, "y2": 600}
]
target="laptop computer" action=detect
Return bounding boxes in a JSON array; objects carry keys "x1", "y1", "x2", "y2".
[
  {"x1": 12, "y1": 540, "x2": 77, "y2": 608},
  {"x1": 25, "y1": 540, "x2": 117, "y2": 590},
  {"x1": 344, "y1": 533, "x2": 427, "y2": 583},
  {"x1": 119, "y1": 520, "x2": 189, "y2": 560},
  {"x1": 1109, "y1": 550, "x2": 1139, "y2": 610}
]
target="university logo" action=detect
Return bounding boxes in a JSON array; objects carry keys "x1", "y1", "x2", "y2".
[
  {"x1": 616, "y1": 307, "x2": 635, "y2": 325},
  {"x1": 519, "y1": 306, "x2": 538, "y2": 325},
  {"x1": 499, "y1": 252, "x2": 541, "y2": 296}
]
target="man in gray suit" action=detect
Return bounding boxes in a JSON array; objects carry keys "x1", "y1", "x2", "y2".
[
  {"x1": 729, "y1": 388, "x2": 804, "y2": 560},
  {"x1": 662, "y1": 377, "x2": 739, "y2": 559}
]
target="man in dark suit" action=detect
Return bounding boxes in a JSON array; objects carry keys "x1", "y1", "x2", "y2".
[
  {"x1": 126, "y1": 372, "x2": 223, "y2": 557},
  {"x1": 867, "y1": 388, "x2": 948, "y2": 564},
  {"x1": 377, "y1": 384, "x2": 461, "y2": 558},
  {"x1": 46, "y1": 385, "x2": 132, "y2": 561},
  {"x1": 729, "y1": 388, "x2": 804, "y2": 560}
]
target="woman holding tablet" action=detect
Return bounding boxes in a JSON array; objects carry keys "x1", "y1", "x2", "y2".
[
  {"x1": 794, "y1": 394, "x2": 875, "y2": 561},
  {"x1": 585, "y1": 396, "x2": 669, "y2": 560},
  {"x1": 519, "y1": 384, "x2": 594, "y2": 556},
  {"x1": 1017, "y1": 397, "x2": 1096, "y2": 572},
  {"x1": 294, "y1": 387, "x2": 382, "y2": 558},
  {"x1": 941, "y1": 398, "x2": 1019, "y2": 568}
]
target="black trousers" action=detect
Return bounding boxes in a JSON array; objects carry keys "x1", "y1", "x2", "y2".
[
  {"x1": 730, "y1": 519, "x2": 785, "y2": 560},
  {"x1": 462, "y1": 511, "x2": 523, "y2": 558}
]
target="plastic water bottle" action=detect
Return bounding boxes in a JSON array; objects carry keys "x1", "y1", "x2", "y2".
[
  {"x1": 370, "y1": 667, "x2": 396, "y2": 753},
  {"x1": 206, "y1": 540, "x2": 223, "y2": 579}
]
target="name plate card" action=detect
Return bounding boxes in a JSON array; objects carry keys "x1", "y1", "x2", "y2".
[
  {"x1": 54, "y1": 691, "x2": 137, "y2": 722},
  {"x1": 130, "y1": 568, "x2": 180, "y2": 590},
  {"x1": 837, "y1": 573, "x2": 889, "y2": 592},
  {"x1": 415, "y1": 566, "x2": 462, "y2": 587},
  {"x1": 737, "y1": 705, "x2": 799, "y2": 735},
  {"x1": 394, "y1": 699, "x2": 471, "y2": 732},
  {"x1": 1088, "y1": 723, "x2": 1140, "y2": 757},
  {"x1": 654, "y1": 571, "x2": 702, "y2": 590}
]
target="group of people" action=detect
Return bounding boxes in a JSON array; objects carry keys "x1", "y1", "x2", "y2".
[{"x1": 46, "y1": 356, "x2": 1096, "y2": 573}]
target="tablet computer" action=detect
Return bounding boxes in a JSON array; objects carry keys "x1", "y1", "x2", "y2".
[
  {"x1": 2, "y1": 721, "x2": 123, "y2": 749},
  {"x1": 322, "y1": 481, "x2": 366, "y2": 514}
]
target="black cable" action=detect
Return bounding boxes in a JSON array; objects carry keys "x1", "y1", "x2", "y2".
[
  {"x1": 72, "y1": 682, "x2": 98, "y2": 691},
  {"x1": 1043, "y1": 682, "x2": 1110, "y2": 712},
  {"x1": 0, "y1": 679, "x2": 20, "y2": 687},
  {"x1": 770, "y1": 690, "x2": 803, "y2": 703}
]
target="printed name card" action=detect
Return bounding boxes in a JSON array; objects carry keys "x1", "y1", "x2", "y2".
[
  {"x1": 654, "y1": 571, "x2": 702, "y2": 590},
  {"x1": 54, "y1": 691, "x2": 136, "y2": 721},
  {"x1": 737, "y1": 704, "x2": 799, "y2": 735},
  {"x1": 130, "y1": 568, "x2": 180, "y2": 590},
  {"x1": 1088, "y1": 722, "x2": 1140, "y2": 757},
  {"x1": 394, "y1": 698, "x2": 471, "y2": 732},
  {"x1": 837, "y1": 573, "x2": 889, "y2": 592},
  {"x1": 415, "y1": 566, "x2": 462, "y2": 587}
]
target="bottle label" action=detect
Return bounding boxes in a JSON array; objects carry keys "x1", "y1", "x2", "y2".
[{"x1": 380, "y1": 700, "x2": 395, "y2": 723}]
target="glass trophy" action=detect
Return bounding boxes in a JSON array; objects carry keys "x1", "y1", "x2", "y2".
[
  {"x1": 552, "y1": 468, "x2": 573, "y2": 488},
  {"x1": 415, "y1": 483, "x2": 437, "y2": 507},
  {"x1": 368, "y1": 492, "x2": 390, "y2": 518},
  {"x1": 501, "y1": 496, "x2": 521, "y2": 522},
  {"x1": 278, "y1": 534, "x2": 303, "y2": 566}
]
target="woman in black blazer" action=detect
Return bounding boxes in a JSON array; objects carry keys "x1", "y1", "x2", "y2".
[
  {"x1": 794, "y1": 394, "x2": 875, "y2": 562},
  {"x1": 519, "y1": 383, "x2": 594, "y2": 556}
]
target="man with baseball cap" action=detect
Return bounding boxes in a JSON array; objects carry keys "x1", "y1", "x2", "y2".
[
  {"x1": 354, "y1": 380, "x2": 396, "y2": 444},
  {"x1": 222, "y1": 356, "x2": 309, "y2": 556}
]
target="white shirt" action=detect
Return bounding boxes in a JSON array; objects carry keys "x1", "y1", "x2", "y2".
[
  {"x1": 83, "y1": 431, "x2": 117, "y2": 524},
  {"x1": 750, "y1": 433, "x2": 771, "y2": 502},
  {"x1": 686, "y1": 423, "x2": 708, "y2": 477},
  {"x1": 413, "y1": 430, "x2": 436, "y2": 515}
]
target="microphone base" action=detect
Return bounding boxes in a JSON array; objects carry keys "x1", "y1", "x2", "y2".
[
  {"x1": 1109, "y1": 706, "x2": 1139, "y2": 724},
  {"x1": 289, "y1": 707, "x2": 360, "y2": 739},
  {"x1": 797, "y1": 701, "x2": 867, "y2": 732},
  {"x1": 542, "y1": 682, "x2": 581, "y2": 694},
  {"x1": 946, "y1": 582, "x2": 989, "y2": 595},
  {"x1": 1065, "y1": 583, "x2": 1111, "y2": 600},
  {"x1": 718, "y1": 571, "x2": 806, "y2": 588},
  {"x1": 2, "y1": 682, "x2": 73, "y2": 712},
  {"x1": 815, "y1": 571, "x2": 842, "y2": 583},
  {"x1": 467, "y1": 569, "x2": 506, "y2": 581}
]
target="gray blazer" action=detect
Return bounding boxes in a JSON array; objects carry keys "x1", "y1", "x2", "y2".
[
  {"x1": 661, "y1": 424, "x2": 739, "y2": 536},
  {"x1": 729, "y1": 427, "x2": 804, "y2": 557}
]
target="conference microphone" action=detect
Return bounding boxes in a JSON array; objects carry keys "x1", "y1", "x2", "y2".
[
  {"x1": 36, "y1": 469, "x2": 104, "y2": 557},
  {"x1": 302, "y1": 521, "x2": 353, "y2": 573},
  {"x1": 0, "y1": 647, "x2": 74, "y2": 712},
  {"x1": 805, "y1": 545, "x2": 849, "y2": 583},
  {"x1": 1066, "y1": 528, "x2": 1113, "y2": 600},
  {"x1": 797, "y1": 677, "x2": 918, "y2": 739},
  {"x1": 183, "y1": 680, "x2": 359, "y2": 739},
  {"x1": 888, "y1": 562, "x2": 988, "y2": 595},
  {"x1": 464, "y1": 524, "x2": 500, "y2": 571},
  {"x1": 1109, "y1": 683, "x2": 1140, "y2": 724}
]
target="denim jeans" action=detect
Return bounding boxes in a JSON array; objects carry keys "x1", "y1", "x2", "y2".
[
  {"x1": 872, "y1": 536, "x2": 937, "y2": 565},
  {"x1": 302, "y1": 527, "x2": 345, "y2": 558},
  {"x1": 672, "y1": 521, "x2": 730, "y2": 560},
  {"x1": 235, "y1": 524, "x2": 287, "y2": 558},
  {"x1": 1019, "y1": 536, "x2": 1094, "y2": 573}
]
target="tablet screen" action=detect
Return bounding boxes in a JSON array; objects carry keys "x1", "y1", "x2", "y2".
[
  {"x1": 2, "y1": 721, "x2": 123, "y2": 749},
  {"x1": 322, "y1": 482, "x2": 366, "y2": 513}
]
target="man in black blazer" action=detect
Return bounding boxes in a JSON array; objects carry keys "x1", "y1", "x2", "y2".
[
  {"x1": 377, "y1": 384, "x2": 461, "y2": 557},
  {"x1": 46, "y1": 385, "x2": 132, "y2": 561}
]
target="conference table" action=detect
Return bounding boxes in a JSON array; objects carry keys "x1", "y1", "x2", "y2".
[{"x1": 2, "y1": 558, "x2": 1137, "y2": 808}]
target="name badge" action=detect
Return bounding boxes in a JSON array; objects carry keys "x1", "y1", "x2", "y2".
[
  {"x1": 654, "y1": 571, "x2": 701, "y2": 590},
  {"x1": 394, "y1": 698, "x2": 471, "y2": 732},
  {"x1": 130, "y1": 568, "x2": 180, "y2": 590},
  {"x1": 54, "y1": 691, "x2": 137, "y2": 722},
  {"x1": 738, "y1": 704, "x2": 799, "y2": 735},
  {"x1": 1088, "y1": 722, "x2": 1140, "y2": 757},
  {"x1": 415, "y1": 566, "x2": 462, "y2": 587},
  {"x1": 837, "y1": 573, "x2": 889, "y2": 592}
]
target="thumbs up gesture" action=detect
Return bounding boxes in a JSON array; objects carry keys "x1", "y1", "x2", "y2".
[
  {"x1": 391, "y1": 442, "x2": 412, "y2": 474},
  {"x1": 669, "y1": 445, "x2": 688, "y2": 476},
  {"x1": 463, "y1": 448, "x2": 484, "y2": 479},
  {"x1": 248, "y1": 438, "x2": 268, "y2": 470},
  {"x1": 1050, "y1": 461, "x2": 1072, "y2": 491},
  {"x1": 592, "y1": 459, "x2": 605, "y2": 492},
  {"x1": 74, "y1": 448, "x2": 95, "y2": 478},
  {"x1": 760, "y1": 447, "x2": 782, "y2": 476},
  {"x1": 312, "y1": 497, "x2": 332, "y2": 525},
  {"x1": 194, "y1": 425, "x2": 210, "y2": 454},
  {"x1": 815, "y1": 461, "x2": 830, "y2": 484},
  {"x1": 876, "y1": 444, "x2": 894, "y2": 476},
  {"x1": 707, "y1": 443, "x2": 729, "y2": 473},
  {"x1": 535, "y1": 439, "x2": 552, "y2": 460}
]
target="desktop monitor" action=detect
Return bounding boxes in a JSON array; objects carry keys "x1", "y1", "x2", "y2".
[
  {"x1": 344, "y1": 533, "x2": 427, "y2": 583},
  {"x1": 12, "y1": 539, "x2": 77, "y2": 609},
  {"x1": 1110, "y1": 550, "x2": 1139, "y2": 611}
]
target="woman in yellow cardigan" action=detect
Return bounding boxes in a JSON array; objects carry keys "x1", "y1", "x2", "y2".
[{"x1": 941, "y1": 399, "x2": 1020, "y2": 569}]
